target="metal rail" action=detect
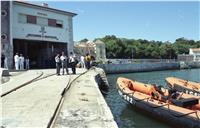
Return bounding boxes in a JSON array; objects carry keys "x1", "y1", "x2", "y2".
[
  {"x1": 1, "y1": 72, "x2": 55, "y2": 97},
  {"x1": 47, "y1": 70, "x2": 89, "y2": 128}
]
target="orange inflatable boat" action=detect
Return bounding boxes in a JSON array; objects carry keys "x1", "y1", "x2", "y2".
[
  {"x1": 117, "y1": 77, "x2": 200, "y2": 128},
  {"x1": 166, "y1": 77, "x2": 200, "y2": 97}
]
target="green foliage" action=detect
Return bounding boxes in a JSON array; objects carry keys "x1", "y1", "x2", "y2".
[
  {"x1": 97, "y1": 36, "x2": 200, "y2": 59},
  {"x1": 79, "y1": 38, "x2": 89, "y2": 42}
]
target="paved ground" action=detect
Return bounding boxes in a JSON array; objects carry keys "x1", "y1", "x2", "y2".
[
  {"x1": 0, "y1": 68, "x2": 86, "y2": 128},
  {"x1": 0, "y1": 70, "x2": 43, "y2": 95},
  {"x1": 0, "y1": 68, "x2": 117, "y2": 128},
  {"x1": 53, "y1": 68, "x2": 118, "y2": 128}
]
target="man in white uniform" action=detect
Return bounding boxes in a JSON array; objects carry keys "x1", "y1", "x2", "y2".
[
  {"x1": 19, "y1": 54, "x2": 24, "y2": 70},
  {"x1": 69, "y1": 52, "x2": 76, "y2": 74},
  {"x1": 80, "y1": 55, "x2": 85, "y2": 68},
  {"x1": 60, "y1": 52, "x2": 69, "y2": 75},
  {"x1": 14, "y1": 53, "x2": 19, "y2": 70}
]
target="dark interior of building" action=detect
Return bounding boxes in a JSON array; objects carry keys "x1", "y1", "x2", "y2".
[{"x1": 13, "y1": 39, "x2": 68, "y2": 69}]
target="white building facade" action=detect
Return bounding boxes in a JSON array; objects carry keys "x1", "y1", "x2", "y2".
[
  {"x1": 1, "y1": 1, "x2": 76, "y2": 69},
  {"x1": 74, "y1": 40, "x2": 106, "y2": 62},
  {"x1": 189, "y1": 48, "x2": 200, "y2": 62}
]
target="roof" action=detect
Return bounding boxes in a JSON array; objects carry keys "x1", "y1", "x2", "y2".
[
  {"x1": 14, "y1": 1, "x2": 77, "y2": 17},
  {"x1": 75, "y1": 41, "x2": 96, "y2": 47},
  {"x1": 190, "y1": 48, "x2": 200, "y2": 52},
  {"x1": 94, "y1": 40, "x2": 105, "y2": 44}
]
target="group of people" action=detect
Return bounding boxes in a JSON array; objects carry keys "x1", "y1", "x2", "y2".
[
  {"x1": 55, "y1": 52, "x2": 77, "y2": 75},
  {"x1": 77, "y1": 53, "x2": 95, "y2": 69},
  {"x1": 55, "y1": 52, "x2": 94, "y2": 75},
  {"x1": 14, "y1": 53, "x2": 30, "y2": 70}
]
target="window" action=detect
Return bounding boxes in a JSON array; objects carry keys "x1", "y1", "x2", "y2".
[
  {"x1": 48, "y1": 19, "x2": 56, "y2": 27},
  {"x1": 1, "y1": 10, "x2": 7, "y2": 16},
  {"x1": 56, "y1": 20, "x2": 63, "y2": 28},
  {"x1": 37, "y1": 17, "x2": 48, "y2": 26},
  {"x1": 27, "y1": 15, "x2": 36, "y2": 24},
  {"x1": 48, "y1": 19, "x2": 63, "y2": 28},
  {"x1": 1, "y1": 34, "x2": 7, "y2": 40}
]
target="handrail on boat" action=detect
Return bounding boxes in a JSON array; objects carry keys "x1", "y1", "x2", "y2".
[{"x1": 167, "y1": 104, "x2": 199, "y2": 118}]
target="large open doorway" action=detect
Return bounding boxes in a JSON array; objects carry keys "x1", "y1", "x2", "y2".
[{"x1": 13, "y1": 39, "x2": 68, "y2": 69}]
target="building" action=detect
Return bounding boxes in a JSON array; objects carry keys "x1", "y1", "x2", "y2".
[
  {"x1": 177, "y1": 54, "x2": 194, "y2": 62},
  {"x1": 177, "y1": 48, "x2": 200, "y2": 62},
  {"x1": 74, "y1": 40, "x2": 106, "y2": 62},
  {"x1": 189, "y1": 48, "x2": 200, "y2": 62},
  {"x1": 1, "y1": 1, "x2": 77, "y2": 69}
]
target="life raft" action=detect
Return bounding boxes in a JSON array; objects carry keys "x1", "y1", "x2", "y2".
[
  {"x1": 117, "y1": 77, "x2": 200, "y2": 128},
  {"x1": 166, "y1": 77, "x2": 200, "y2": 97}
]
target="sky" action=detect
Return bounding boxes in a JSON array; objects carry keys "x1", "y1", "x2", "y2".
[{"x1": 35, "y1": 1, "x2": 199, "y2": 42}]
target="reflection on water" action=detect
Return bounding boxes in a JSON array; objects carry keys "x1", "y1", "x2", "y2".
[{"x1": 104, "y1": 69, "x2": 200, "y2": 128}]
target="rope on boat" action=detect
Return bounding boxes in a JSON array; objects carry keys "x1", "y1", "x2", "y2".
[
  {"x1": 167, "y1": 106, "x2": 199, "y2": 119},
  {"x1": 119, "y1": 88, "x2": 200, "y2": 120}
]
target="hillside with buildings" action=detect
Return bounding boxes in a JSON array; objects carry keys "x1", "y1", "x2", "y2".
[{"x1": 92, "y1": 35, "x2": 200, "y2": 61}]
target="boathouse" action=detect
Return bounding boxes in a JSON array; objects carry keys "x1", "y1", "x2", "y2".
[{"x1": 1, "y1": 1, "x2": 77, "y2": 69}]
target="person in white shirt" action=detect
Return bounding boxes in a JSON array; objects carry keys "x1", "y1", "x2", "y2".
[
  {"x1": 19, "y1": 54, "x2": 24, "y2": 70},
  {"x1": 60, "y1": 52, "x2": 69, "y2": 75},
  {"x1": 69, "y1": 52, "x2": 76, "y2": 74},
  {"x1": 55, "y1": 54, "x2": 61, "y2": 75},
  {"x1": 80, "y1": 55, "x2": 85, "y2": 68},
  {"x1": 14, "y1": 53, "x2": 19, "y2": 70}
]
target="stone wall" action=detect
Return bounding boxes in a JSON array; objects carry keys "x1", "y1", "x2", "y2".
[{"x1": 98, "y1": 62, "x2": 180, "y2": 74}]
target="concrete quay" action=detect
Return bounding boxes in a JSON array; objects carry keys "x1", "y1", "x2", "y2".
[
  {"x1": 52, "y1": 68, "x2": 117, "y2": 128},
  {"x1": 0, "y1": 68, "x2": 117, "y2": 128}
]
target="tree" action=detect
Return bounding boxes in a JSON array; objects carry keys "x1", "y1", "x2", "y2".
[
  {"x1": 79, "y1": 38, "x2": 89, "y2": 42},
  {"x1": 95, "y1": 35, "x2": 199, "y2": 59}
]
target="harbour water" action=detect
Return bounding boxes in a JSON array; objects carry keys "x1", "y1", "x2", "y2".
[{"x1": 104, "y1": 69, "x2": 200, "y2": 128}]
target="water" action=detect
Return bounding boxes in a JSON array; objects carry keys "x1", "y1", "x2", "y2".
[{"x1": 104, "y1": 69, "x2": 200, "y2": 128}]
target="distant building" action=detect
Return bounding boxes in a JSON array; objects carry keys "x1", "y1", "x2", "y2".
[
  {"x1": 74, "y1": 40, "x2": 106, "y2": 62},
  {"x1": 177, "y1": 54, "x2": 194, "y2": 62},
  {"x1": 1, "y1": 1, "x2": 77, "y2": 69},
  {"x1": 177, "y1": 48, "x2": 200, "y2": 62},
  {"x1": 189, "y1": 48, "x2": 200, "y2": 62}
]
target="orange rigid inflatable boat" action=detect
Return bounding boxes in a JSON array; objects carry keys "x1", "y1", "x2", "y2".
[
  {"x1": 166, "y1": 77, "x2": 200, "y2": 97},
  {"x1": 117, "y1": 77, "x2": 200, "y2": 128}
]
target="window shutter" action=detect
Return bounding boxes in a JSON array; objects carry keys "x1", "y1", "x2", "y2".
[
  {"x1": 48, "y1": 19, "x2": 56, "y2": 27},
  {"x1": 27, "y1": 15, "x2": 36, "y2": 24}
]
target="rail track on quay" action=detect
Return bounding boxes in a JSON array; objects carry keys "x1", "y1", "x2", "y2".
[
  {"x1": 47, "y1": 70, "x2": 89, "y2": 128},
  {"x1": 1, "y1": 70, "x2": 81, "y2": 128},
  {"x1": 1, "y1": 71, "x2": 56, "y2": 97}
]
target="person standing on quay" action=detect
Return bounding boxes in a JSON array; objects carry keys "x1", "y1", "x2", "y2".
[
  {"x1": 55, "y1": 54, "x2": 61, "y2": 75},
  {"x1": 19, "y1": 54, "x2": 24, "y2": 70},
  {"x1": 85, "y1": 53, "x2": 91, "y2": 70},
  {"x1": 69, "y1": 52, "x2": 76, "y2": 74},
  {"x1": 60, "y1": 52, "x2": 69, "y2": 75},
  {"x1": 80, "y1": 55, "x2": 85, "y2": 68},
  {"x1": 25, "y1": 56, "x2": 30, "y2": 70},
  {"x1": 14, "y1": 53, "x2": 19, "y2": 70},
  {"x1": 1, "y1": 54, "x2": 5, "y2": 68},
  {"x1": 4, "y1": 56, "x2": 8, "y2": 69}
]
